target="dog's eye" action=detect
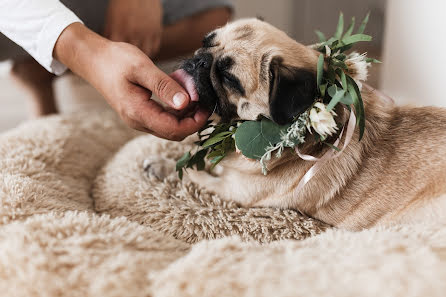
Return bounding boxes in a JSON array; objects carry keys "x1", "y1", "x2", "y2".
[
  {"x1": 222, "y1": 72, "x2": 236, "y2": 84},
  {"x1": 220, "y1": 71, "x2": 246, "y2": 96}
]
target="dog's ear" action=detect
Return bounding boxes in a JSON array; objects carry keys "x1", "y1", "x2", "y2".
[{"x1": 269, "y1": 57, "x2": 316, "y2": 125}]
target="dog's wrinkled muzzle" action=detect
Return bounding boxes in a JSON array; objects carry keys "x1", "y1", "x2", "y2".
[{"x1": 171, "y1": 53, "x2": 219, "y2": 111}]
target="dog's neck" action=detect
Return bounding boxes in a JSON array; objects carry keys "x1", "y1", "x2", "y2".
[{"x1": 273, "y1": 88, "x2": 395, "y2": 224}]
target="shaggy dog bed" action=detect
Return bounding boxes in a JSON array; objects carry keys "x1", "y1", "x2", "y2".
[{"x1": 0, "y1": 111, "x2": 445, "y2": 297}]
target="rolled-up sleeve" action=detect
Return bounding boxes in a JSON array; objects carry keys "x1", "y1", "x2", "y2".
[
  {"x1": 0, "y1": 0, "x2": 82, "y2": 75},
  {"x1": 162, "y1": 0, "x2": 233, "y2": 25}
]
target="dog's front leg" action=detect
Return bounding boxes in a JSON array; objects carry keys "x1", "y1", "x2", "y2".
[{"x1": 185, "y1": 158, "x2": 265, "y2": 206}]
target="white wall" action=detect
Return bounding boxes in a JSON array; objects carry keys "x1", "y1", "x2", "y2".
[{"x1": 381, "y1": 0, "x2": 446, "y2": 106}]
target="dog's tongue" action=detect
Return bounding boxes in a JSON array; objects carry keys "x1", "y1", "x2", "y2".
[{"x1": 170, "y1": 69, "x2": 199, "y2": 102}]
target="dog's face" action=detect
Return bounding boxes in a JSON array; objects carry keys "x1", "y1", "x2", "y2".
[{"x1": 179, "y1": 18, "x2": 320, "y2": 124}]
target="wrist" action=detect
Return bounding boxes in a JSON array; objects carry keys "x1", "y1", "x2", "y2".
[{"x1": 54, "y1": 23, "x2": 110, "y2": 82}]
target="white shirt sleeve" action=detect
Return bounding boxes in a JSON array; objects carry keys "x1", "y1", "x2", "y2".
[{"x1": 0, "y1": 0, "x2": 83, "y2": 75}]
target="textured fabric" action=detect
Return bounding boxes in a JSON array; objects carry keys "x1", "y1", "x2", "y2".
[{"x1": 0, "y1": 111, "x2": 444, "y2": 296}]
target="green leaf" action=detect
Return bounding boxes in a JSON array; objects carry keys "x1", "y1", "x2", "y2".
[
  {"x1": 328, "y1": 85, "x2": 338, "y2": 97},
  {"x1": 202, "y1": 131, "x2": 233, "y2": 148},
  {"x1": 325, "y1": 37, "x2": 337, "y2": 47},
  {"x1": 343, "y1": 17, "x2": 356, "y2": 39},
  {"x1": 327, "y1": 89, "x2": 346, "y2": 111},
  {"x1": 234, "y1": 119, "x2": 287, "y2": 160},
  {"x1": 340, "y1": 93, "x2": 354, "y2": 105},
  {"x1": 207, "y1": 150, "x2": 224, "y2": 159},
  {"x1": 320, "y1": 83, "x2": 327, "y2": 97},
  {"x1": 315, "y1": 30, "x2": 326, "y2": 42},
  {"x1": 334, "y1": 12, "x2": 344, "y2": 39},
  {"x1": 341, "y1": 34, "x2": 372, "y2": 45},
  {"x1": 346, "y1": 76, "x2": 366, "y2": 140},
  {"x1": 189, "y1": 149, "x2": 208, "y2": 170},
  {"x1": 357, "y1": 12, "x2": 370, "y2": 34},
  {"x1": 337, "y1": 44, "x2": 354, "y2": 53},
  {"x1": 336, "y1": 68, "x2": 348, "y2": 90},
  {"x1": 176, "y1": 152, "x2": 191, "y2": 171},
  {"x1": 332, "y1": 59, "x2": 347, "y2": 69},
  {"x1": 366, "y1": 58, "x2": 382, "y2": 64},
  {"x1": 326, "y1": 66, "x2": 336, "y2": 83},
  {"x1": 336, "y1": 53, "x2": 347, "y2": 61},
  {"x1": 325, "y1": 142, "x2": 341, "y2": 152},
  {"x1": 210, "y1": 155, "x2": 225, "y2": 170},
  {"x1": 317, "y1": 54, "x2": 324, "y2": 91}
]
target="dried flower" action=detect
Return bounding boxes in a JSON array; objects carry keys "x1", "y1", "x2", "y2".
[
  {"x1": 345, "y1": 52, "x2": 371, "y2": 89},
  {"x1": 309, "y1": 102, "x2": 338, "y2": 138}
]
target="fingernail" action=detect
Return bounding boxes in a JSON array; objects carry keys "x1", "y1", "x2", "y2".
[{"x1": 173, "y1": 93, "x2": 187, "y2": 108}]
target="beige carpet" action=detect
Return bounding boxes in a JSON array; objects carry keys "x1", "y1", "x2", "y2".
[{"x1": 0, "y1": 111, "x2": 445, "y2": 297}]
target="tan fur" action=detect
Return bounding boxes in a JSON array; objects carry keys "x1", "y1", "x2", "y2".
[{"x1": 164, "y1": 19, "x2": 446, "y2": 230}]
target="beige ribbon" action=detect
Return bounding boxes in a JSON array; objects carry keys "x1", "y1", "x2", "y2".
[{"x1": 294, "y1": 109, "x2": 357, "y2": 194}]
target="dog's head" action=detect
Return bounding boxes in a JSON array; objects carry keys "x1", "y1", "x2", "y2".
[{"x1": 174, "y1": 18, "x2": 320, "y2": 125}]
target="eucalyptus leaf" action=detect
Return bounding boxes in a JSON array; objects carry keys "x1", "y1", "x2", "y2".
[
  {"x1": 176, "y1": 152, "x2": 191, "y2": 171},
  {"x1": 317, "y1": 54, "x2": 324, "y2": 91},
  {"x1": 325, "y1": 142, "x2": 341, "y2": 152},
  {"x1": 315, "y1": 30, "x2": 326, "y2": 42},
  {"x1": 327, "y1": 89, "x2": 346, "y2": 111},
  {"x1": 202, "y1": 131, "x2": 233, "y2": 148},
  {"x1": 320, "y1": 83, "x2": 327, "y2": 97},
  {"x1": 337, "y1": 44, "x2": 354, "y2": 53},
  {"x1": 346, "y1": 76, "x2": 365, "y2": 139},
  {"x1": 343, "y1": 17, "x2": 355, "y2": 39},
  {"x1": 340, "y1": 93, "x2": 354, "y2": 105},
  {"x1": 207, "y1": 150, "x2": 224, "y2": 159},
  {"x1": 327, "y1": 67, "x2": 337, "y2": 83},
  {"x1": 366, "y1": 58, "x2": 382, "y2": 63},
  {"x1": 327, "y1": 85, "x2": 338, "y2": 97},
  {"x1": 189, "y1": 149, "x2": 208, "y2": 170},
  {"x1": 325, "y1": 37, "x2": 337, "y2": 47},
  {"x1": 335, "y1": 68, "x2": 348, "y2": 90},
  {"x1": 342, "y1": 34, "x2": 372, "y2": 45},
  {"x1": 336, "y1": 53, "x2": 347, "y2": 61},
  {"x1": 357, "y1": 12, "x2": 370, "y2": 34},
  {"x1": 210, "y1": 156, "x2": 225, "y2": 170},
  {"x1": 334, "y1": 12, "x2": 344, "y2": 39},
  {"x1": 235, "y1": 119, "x2": 287, "y2": 160},
  {"x1": 332, "y1": 59, "x2": 347, "y2": 69}
]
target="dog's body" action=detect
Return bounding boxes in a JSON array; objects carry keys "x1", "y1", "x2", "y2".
[{"x1": 147, "y1": 19, "x2": 446, "y2": 230}]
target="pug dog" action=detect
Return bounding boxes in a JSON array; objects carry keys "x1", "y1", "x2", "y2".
[{"x1": 145, "y1": 18, "x2": 446, "y2": 230}]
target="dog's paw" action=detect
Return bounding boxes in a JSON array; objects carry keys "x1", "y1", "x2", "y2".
[{"x1": 142, "y1": 157, "x2": 175, "y2": 181}]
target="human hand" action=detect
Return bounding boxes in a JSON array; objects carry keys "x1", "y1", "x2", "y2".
[
  {"x1": 54, "y1": 23, "x2": 209, "y2": 141},
  {"x1": 104, "y1": 0, "x2": 163, "y2": 58}
]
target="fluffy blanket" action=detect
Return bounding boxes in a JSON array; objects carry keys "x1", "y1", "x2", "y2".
[{"x1": 0, "y1": 111, "x2": 444, "y2": 297}]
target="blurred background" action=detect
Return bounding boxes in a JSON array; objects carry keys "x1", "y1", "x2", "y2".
[{"x1": 1, "y1": 0, "x2": 445, "y2": 132}]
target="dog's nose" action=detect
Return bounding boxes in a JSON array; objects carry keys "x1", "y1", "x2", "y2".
[{"x1": 183, "y1": 53, "x2": 213, "y2": 73}]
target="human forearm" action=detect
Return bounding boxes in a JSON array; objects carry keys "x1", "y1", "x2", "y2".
[{"x1": 53, "y1": 23, "x2": 109, "y2": 87}]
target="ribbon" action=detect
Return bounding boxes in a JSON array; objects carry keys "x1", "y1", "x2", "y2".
[{"x1": 293, "y1": 109, "x2": 357, "y2": 194}]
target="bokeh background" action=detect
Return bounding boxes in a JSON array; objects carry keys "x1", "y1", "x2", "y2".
[{"x1": 1, "y1": 0, "x2": 445, "y2": 131}]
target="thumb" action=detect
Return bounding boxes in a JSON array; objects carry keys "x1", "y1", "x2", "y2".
[{"x1": 132, "y1": 60, "x2": 190, "y2": 110}]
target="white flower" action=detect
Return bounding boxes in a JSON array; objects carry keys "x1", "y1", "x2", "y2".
[
  {"x1": 325, "y1": 45, "x2": 331, "y2": 57},
  {"x1": 309, "y1": 102, "x2": 338, "y2": 138},
  {"x1": 345, "y1": 52, "x2": 371, "y2": 86}
]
